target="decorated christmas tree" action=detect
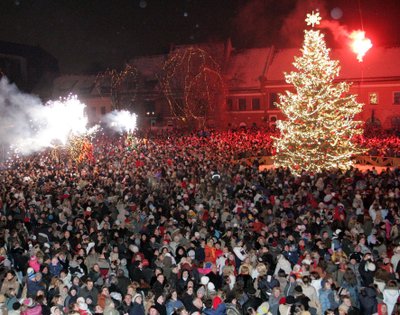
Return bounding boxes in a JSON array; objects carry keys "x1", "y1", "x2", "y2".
[{"x1": 273, "y1": 11, "x2": 365, "y2": 176}]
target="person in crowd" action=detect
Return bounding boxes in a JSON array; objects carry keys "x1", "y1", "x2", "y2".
[{"x1": 0, "y1": 128, "x2": 399, "y2": 315}]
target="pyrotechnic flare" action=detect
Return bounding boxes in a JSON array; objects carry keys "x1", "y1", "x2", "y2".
[
  {"x1": 349, "y1": 30, "x2": 373, "y2": 62},
  {"x1": 11, "y1": 94, "x2": 90, "y2": 154},
  {"x1": 319, "y1": 20, "x2": 372, "y2": 62},
  {"x1": 103, "y1": 110, "x2": 137, "y2": 134}
]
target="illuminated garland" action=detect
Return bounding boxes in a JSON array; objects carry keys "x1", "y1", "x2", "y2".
[
  {"x1": 158, "y1": 47, "x2": 225, "y2": 126},
  {"x1": 68, "y1": 136, "x2": 94, "y2": 164},
  {"x1": 273, "y1": 12, "x2": 365, "y2": 176},
  {"x1": 95, "y1": 64, "x2": 139, "y2": 110}
]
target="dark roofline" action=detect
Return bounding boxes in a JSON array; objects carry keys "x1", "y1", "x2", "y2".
[{"x1": 0, "y1": 40, "x2": 58, "y2": 68}]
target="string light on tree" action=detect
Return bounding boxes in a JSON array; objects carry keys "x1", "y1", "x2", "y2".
[
  {"x1": 95, "y1": 64, "x2": 138, "y2": 110},
  {"x1": 158, "y1": 47, "x2": 225, "y2": 128},
  {"x1": 272, "y1": 11, "x2": 365, "y2": 176}
]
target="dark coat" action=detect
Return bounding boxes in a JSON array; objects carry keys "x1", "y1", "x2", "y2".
[{"x1": 359, "y1": 286, "x2": 378, "y2": 315}]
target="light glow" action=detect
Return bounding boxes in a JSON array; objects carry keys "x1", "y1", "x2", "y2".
[
  {"x1": 306, "y1": 11, "x2": 321, "y2": 27},
  {"x1": 103, "y1": 110, "x2": 137, "y2": 133},
  {"x1": 273, "y1": 12, "x2": 365, "y2": 176},
  {"x1": 15, "y1": 95, "x2": 89, "y2": 154},
  {"x1": 349, "y1": 30, "x2": 373, "y2": 62}
]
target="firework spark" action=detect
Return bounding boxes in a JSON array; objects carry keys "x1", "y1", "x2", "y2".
[
  {"x1": 349, "y1": 30, "x2": 373, "y2": 62},
  {"x1": 103, "y1": 110, "x2": 138, "y2": 133}
]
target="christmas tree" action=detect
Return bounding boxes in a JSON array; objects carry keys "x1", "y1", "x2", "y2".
[{"x1": 273, "y1": 11, "x2": 365, "y2": 176}]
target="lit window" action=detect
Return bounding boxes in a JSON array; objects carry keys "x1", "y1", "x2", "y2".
[
  {"x1": 238, "y1": 98, "x2": 246, "y2": 111},
  {"x1": 369, "y1": 93, "x2": 378, "y2": 105},
  {"x1": 394, "y1": 92, "x2": 400, "y2": 105},
  {"x1": 252, "y1": 98, "x2": 261, "y2": 110}
]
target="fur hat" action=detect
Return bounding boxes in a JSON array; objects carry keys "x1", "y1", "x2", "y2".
[
  {"x1": 207, "y1": 282, "x2": 216, "y2": 292},
  {"x1": 200, "y1": 276, "x2": 210, "y2": 285}
]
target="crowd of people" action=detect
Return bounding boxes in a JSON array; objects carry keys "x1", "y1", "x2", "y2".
[
  {"x1": 0, "y1": 128, "x2": 399, "y2": 315},
  {"x1": 161, "y1": 127, "x2": 400, "y2": 159}
]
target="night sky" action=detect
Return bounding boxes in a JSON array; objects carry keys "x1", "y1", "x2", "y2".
[{"x1": 0, "y1": 0, "x2": 399, "y2": 74}]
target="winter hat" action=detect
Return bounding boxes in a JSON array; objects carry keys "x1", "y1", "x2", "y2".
[
  {"x1": 133, "y1": 293, "x2": 142, "y2": 302},
  {"x1": 27, "y1": 267, "x2": 35, "y2": 279},
  {"x1": 286, "y1": 296, "x2": 296, "y2": 305},
  {"x1": 207, "y1": 282, "x2": 216, "y2": 292},
  {"x1": 142, "y1": 259, "x2": 149, "y2": 267},
  {"x1": 257, "y1": 302, "x2": 270, "y2": 315},
  {"x1": 324, "y1": 194, "x2": 333, "y2": 203},
  {"x1": 333, "y1": 229, "x2": 342, "y2": 237},
  {"x1": 79, "y1": 302, "x2": 89, "y2": 311},
  {"x1": 13, "y1": 302, "x2": 21, "y2": 311},
  {"x1": 77, "y1": 297, "x2": 85, "y2": 304},
  {"x1": 294, "y1": 285, "x2": 303, "y2": 294},
  {"x1": 201, "y1": 276, "x2": 210, "y2": 285},
  {"x1": 77, "y1": 297, "x2": 89, "y2": 311},
  {"x1": 128, "y1": 244, "x2": 139, "y2": 253},
  {"x1": 86, "y1": 242, "x2": 96, "y2": 255},
  {"x1": 110, "y1": 292, "x2": 122, "y2": 302},
  {"x1": 188, "y1": 249, "x2": 196, "y2": 259}
]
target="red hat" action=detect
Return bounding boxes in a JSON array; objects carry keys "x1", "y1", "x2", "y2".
[{"x1": 142, "y1": 259, "x2": 149, "y2": 267}]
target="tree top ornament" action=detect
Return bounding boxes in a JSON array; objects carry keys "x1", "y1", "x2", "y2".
[{"x1": 305, "y1": 11, "x2": 321, "y2": 27}]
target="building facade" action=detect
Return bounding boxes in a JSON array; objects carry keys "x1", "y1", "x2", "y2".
[
  {"x1": 53, "y1": 43, "x2": 400, "y2": 131},
  {"x1": 225, "y1": 46, "x2": 400, "y2": 131}
]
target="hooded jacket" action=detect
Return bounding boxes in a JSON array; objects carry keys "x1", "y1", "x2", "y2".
[{"x1": 383, "y1": 287, "x2": 400, "y2": 315}]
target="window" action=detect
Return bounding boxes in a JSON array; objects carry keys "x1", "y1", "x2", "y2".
[
  {"x1": 269, "y1": 93, "x2": 278, "y2": 109},
  {"x1": 238, "y1": 98, "x2": 246, "y2": 111},
  {"x1": 227, "y1": 98, "x2": 233, "y2": 111},
  {"x1": 369, "y1": 92, "x2": 378, "y2": 105},
  {"x1": 145, "y1": 100, "x2": 155, "y2": 115},
  {"x1": 100, "y1": 106, "x2": 106, "y2": 115},
  {"x1": 394, "y1": 92, "x2": 400, "y2": 105},
  {"x1": 252, "y1": 98, "x2": 261, "y2": 110}
]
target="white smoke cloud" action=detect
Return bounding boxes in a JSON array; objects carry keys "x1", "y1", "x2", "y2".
[
  {"x1": 0, "y1": 77, "x2": 89, "y2": 155},
  {"x1": 102, "y1": 110, "x2": 137, "y2": 134},
  {"x1": 0, "y1": 78, "x2": 138, "y2": 160}
]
